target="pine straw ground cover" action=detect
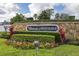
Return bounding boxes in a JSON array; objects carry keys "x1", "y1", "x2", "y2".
[{"x1": 0, "y1": 38, "x2": 79, "y2": 56}]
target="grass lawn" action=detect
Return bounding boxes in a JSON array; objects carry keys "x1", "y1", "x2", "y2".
[{"x1": 0, "y1": 38, "x2": 79, "y2": 56}]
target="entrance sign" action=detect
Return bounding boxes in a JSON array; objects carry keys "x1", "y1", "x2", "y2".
[{"x1": 26, "y1": 24, "x2": 58, "y2": 32}]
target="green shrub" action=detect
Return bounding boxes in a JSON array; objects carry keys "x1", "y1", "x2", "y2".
[
  {"x1": 67, "y1": 40, "x2": 79, "y2": 45},
  {"x1": 12, "y1": 34, "x2": 55, "y2": 42},
  {"x1": 14, "y1": 31, "x2": 60, "y2": 42},
  {"x1": 0, "y1": 32, "x2": 9, "y2": 39}
]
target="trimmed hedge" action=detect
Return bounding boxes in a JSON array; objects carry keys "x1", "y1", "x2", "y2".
[
  {"x1": 13, "y1": 19, "x2": 79, "y2": 23},
  {"x1": 14, "y1": 31, "x2": 60, "y2": 42},
  {"x1": 0, "y1": 31, "x2": 60, "y2": 43},
  {"x1": 11, "y1": 34, "x2": 55, "y2": 42},
  {"x1": 0, "y1": 32, "x2": 9, "y2": 39},
  {"x1": 14, "y1": 31, "x2": 58, "y2": 35}
]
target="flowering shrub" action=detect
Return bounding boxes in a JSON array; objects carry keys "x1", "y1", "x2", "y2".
[
  {"x1": 5, "y1": 40, "x2": 56, "y2": 49},
  {"x1": 12, "y1": 41, "x2": 34, "y2": 49},
  {"x1": 45, "y1": 42, "x2": 51, "y2": 48},
  {"x1": 39, "y1": 42, "x2": 45, "y2": 48}
]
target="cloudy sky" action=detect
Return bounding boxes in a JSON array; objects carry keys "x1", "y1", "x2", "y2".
[{"x1": 0, "y1": 3, "x2": 79, "y2": 22}]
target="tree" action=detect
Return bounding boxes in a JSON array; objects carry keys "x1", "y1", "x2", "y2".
[
  {"x1": 27, "y1": 17, "x2": 33, "y2": 21},
  {"x1": 45, "y1": 9, "x2": 54, "y2": 18},
  {"x1": 55, "y1": 13, "x2": 60, "y2": 20},
  {"x1": 38, "y1": 9, "x2": 54, "y2": 20},
  {"x1": 60, "y1": 13, "x2": 69, "y2": 20},
  {"x1": 68, "y1": 16, "x2": 75, "y2": 20},
  {"x1": 55, "y1": 13, "x2": 72, "y2": 20},
  {"x1": 10, "y1": 13, "x2": 26, "y2": 23},
  {"x1": 33, "y1": 14, "x2": 38, "y2": 20}
]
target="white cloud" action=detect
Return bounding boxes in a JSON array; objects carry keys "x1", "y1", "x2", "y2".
[
  {"x1": 28, "y1": 3, "x2": 54, "y2": 16},
  {"x1": 55, "y1": 3, "x2": 79, "y2": 19},
  {"x1": 0, "y1": 3, "x2": 19, "y2": 22},
  {"x1": 23, "y1": 13, "x2": 32, "y2": 18},
  {"x1": 26, "y1": 3, "x2": 79, "y2": 19},
  {"x1": 1, "y1": 3, "x2": 79, "y2": 22}
]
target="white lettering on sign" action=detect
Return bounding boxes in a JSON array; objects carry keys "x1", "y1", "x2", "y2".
[{"x1": 26, "y1": 24, "x2": 59, "y2": 32}]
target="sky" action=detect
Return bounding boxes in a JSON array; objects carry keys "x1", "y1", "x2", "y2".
[{"x1": 0, "y1": 3, "x2": 79, "y2": 22}]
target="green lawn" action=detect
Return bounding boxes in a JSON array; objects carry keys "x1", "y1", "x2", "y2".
[{"x1": 0, "y1": 38, "x2": 79, "y2": 56}]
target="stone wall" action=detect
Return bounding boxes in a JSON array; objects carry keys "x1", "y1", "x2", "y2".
[
  {"x1": 13, "y1": 22, "x2": 79, "y2": 40},
  {"x1": 13, "y1": 23, "x2": 26, "y2": 31}
]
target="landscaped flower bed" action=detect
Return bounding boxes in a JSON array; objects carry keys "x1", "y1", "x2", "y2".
[{"x1": 6, "y1": 34, "x2": 55, "y2": 49}]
